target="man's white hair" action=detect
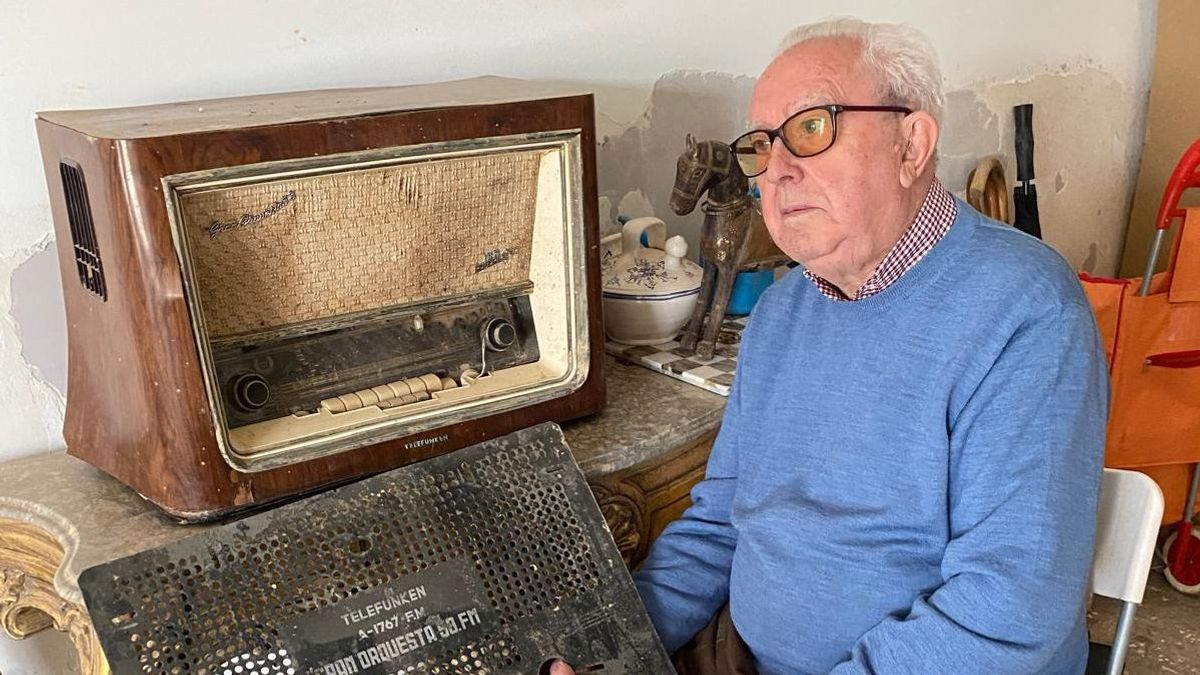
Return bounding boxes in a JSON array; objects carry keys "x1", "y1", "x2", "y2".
[{"x1": 775, "y1": 18, "x2": 944, "y2": 124}]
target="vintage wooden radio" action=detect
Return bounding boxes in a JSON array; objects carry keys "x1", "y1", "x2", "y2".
[{"x1": 35, "y1": 77, "x2": 605, "y2": 520}]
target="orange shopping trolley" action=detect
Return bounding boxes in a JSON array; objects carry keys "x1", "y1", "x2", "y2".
[{"x1": 1081, "y1": 138, "x2": 1200, "y2": 594}]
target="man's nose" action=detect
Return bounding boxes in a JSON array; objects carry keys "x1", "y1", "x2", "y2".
[{"x1": 763, "y1": 136, "x2": 803, "y2": 185}]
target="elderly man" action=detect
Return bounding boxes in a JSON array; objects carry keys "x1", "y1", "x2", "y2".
[{"x1": 559, "y1": 17, "x2": 1107, "y2": 675}]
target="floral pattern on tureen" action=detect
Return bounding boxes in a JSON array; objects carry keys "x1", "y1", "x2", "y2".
[{"x1": 602, "y1": 248, "x2": 700, "y2": 293}]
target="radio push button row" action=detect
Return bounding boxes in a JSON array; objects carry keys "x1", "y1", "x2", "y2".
[
  {"x1": 483, "y1": 318, "x2": 517, "y2": 352},
  {"x1": 322, "y1": 373, "x2": 459, "y2": 413},
  {"x1": 232, "y1": 373, "x2": 271, "y2": 412}
]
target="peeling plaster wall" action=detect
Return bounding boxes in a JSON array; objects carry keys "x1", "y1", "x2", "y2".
[
  {"x1": 938, "y1": 69, "x2": 1143, "y2": 275},
  {"x1": 0, "y1": 1, "x2": 1157, "y2": 667},
  {"x1": 0, "y1": 238, "x2": 66, "y2": 458},
  {"x1": 597, "y1": 72, "x2": 759, "y2": 249}
]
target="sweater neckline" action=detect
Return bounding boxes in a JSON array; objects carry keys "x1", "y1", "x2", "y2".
[{"x1": 807, "y1": 200, "x2": 979, "y2": 314}]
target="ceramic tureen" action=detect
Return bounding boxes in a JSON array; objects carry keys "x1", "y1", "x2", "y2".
[{"x1": 601, "y1": 216, "x2": 703, "y2": 345}]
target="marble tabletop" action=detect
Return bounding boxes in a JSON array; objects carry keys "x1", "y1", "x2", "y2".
[
  {"x1": 0, "y1": 355, "x2": 725, "y2": 606},
  {"x1": 564, "y1": 355, "x2": 727, "y2": 476}
]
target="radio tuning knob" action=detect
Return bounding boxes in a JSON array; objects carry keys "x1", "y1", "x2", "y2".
[
  {"x1": 482, "y1": 318, "x2": 517, "y2": 352},
  {"x1": 232, "y1": 373, "x2": 271, "y2": 411}
]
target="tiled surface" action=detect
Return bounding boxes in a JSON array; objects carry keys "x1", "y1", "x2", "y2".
[{"x1": 605, "y1": 316, "x2": 749, "y2": 396}]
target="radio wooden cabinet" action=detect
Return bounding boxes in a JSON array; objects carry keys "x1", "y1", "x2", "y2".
[{"x1": 35, "y1": 78, "x2": 605, "y2": 520}]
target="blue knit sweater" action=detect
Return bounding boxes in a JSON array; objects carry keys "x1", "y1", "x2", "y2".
[{"x1": 633, "y1": 202, "x2": 1108, "y2": 674}]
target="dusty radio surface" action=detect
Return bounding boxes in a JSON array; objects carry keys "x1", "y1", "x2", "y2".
[
  {"x1": 36, "y1": 78, "x2": 606, "y2": 517},
  {"x1": 79, "y1": 423, "x2": 672, "y2": 675}
]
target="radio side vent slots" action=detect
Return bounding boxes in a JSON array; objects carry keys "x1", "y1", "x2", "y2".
[{"x1": 59, "y1": 160, "x2": 107, "y2": 300}]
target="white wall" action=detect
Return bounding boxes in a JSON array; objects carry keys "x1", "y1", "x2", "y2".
[{"x1": 0, "y1": 0, "x2": 1156, "y2": 669}]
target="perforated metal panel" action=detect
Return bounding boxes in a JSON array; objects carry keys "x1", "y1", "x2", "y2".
[{"x1": 80, "y1": 423, "x2": 672, "y2": 675}]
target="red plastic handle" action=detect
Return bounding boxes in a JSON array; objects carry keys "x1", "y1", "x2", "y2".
[
  {"x1": 1155, "y1": 138, "x2": 1200, "y2": 231},
  {"x1": 1145, "y1": 350, "x2": 1200, "y2": 369}
]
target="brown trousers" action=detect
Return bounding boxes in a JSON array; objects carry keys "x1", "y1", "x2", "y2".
[{"x1": 671, "y1": 604, "x2": 757, "y2": 675}]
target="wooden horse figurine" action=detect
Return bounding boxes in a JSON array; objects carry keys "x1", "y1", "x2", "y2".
[{"x1": 669, "y1": 134, "x2": 789, "y2": 359}]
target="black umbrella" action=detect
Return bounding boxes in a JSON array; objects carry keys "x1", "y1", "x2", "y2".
[{"x1": 1013, "y1": 103, "x2": 1042, "y2": 239}]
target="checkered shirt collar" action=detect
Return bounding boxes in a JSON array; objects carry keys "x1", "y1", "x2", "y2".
[{"x1": 804, "y1": 178, "x2": 957, "y2": 302}]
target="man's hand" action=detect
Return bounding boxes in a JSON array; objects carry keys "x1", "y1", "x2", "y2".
[{"x1": 547, "y1": 660, "x2": 574, "y2": 675}]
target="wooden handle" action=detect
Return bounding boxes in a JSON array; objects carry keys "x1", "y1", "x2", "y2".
[{"x1": 967, "y1": 156, "x2": 1011, "y2": 225}]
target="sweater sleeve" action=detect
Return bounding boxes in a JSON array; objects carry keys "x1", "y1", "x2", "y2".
[
  {"x1": 830, "y1": 302, "x2": 1108, "y2": 674},
  {"x1": 631, "y1": 346, "x2": 745, "y2": 654}
]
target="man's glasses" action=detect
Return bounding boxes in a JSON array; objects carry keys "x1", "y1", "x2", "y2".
[{"x1": 731, "y1": 104, "x2": 912, "y2": 177}]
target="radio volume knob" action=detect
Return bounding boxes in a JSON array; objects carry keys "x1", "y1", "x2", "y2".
[
  {"x1": 482, "y1": 318, "x2": 517, "y2": 352},
  {"x1": 232, "y1": 373, "x2": 271, "y2": 412}
]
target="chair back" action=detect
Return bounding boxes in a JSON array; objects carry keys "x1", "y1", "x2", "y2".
[{"x1": 1092, "y1": 468, "x2": 1165, "y2": 603}]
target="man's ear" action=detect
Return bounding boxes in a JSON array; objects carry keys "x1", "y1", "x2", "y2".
[{"x1": 897, "y1": 111, "x2": 938, "y2": 188}]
